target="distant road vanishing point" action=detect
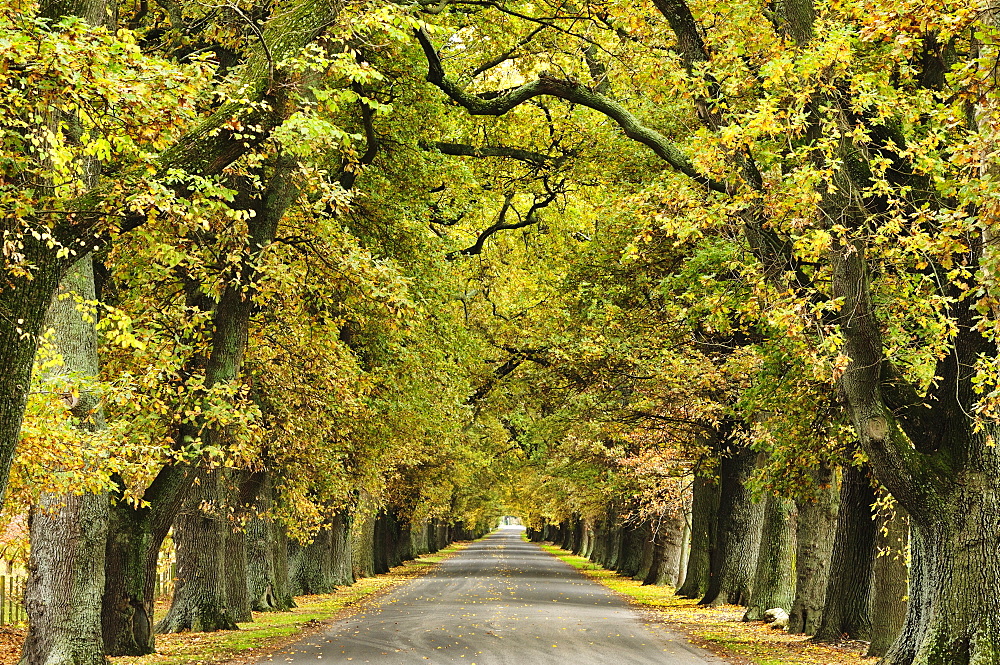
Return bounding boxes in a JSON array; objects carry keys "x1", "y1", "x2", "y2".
[{"x1": 261, "y1": 526, "x2": 724, "y2": 664}]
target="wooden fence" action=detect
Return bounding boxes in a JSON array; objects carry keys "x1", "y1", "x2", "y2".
[
  {"x1": 0, "y1": 574, "x2": 26, "y2": 625},
  {"x1": 0, "y1": 553, "x2": 172, "y2": 625}
]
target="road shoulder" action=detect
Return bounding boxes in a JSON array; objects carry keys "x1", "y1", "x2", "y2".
[
  {"x1": 106, "y1": 542, "x2": 473, "y2": 665},
  {"x1": 536, "y1": 543, "x2": 877, "y2": 665}
]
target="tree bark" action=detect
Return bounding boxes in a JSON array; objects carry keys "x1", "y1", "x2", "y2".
[
  {"x1": 643, "y1": 536, "x2": 665, "y2": 586},
  {"x1": 606, "y1": 521, "x2": 624, "y2": 570},
  {"x1": 373, "y1": 514, "x2": 389, "y2": 575},
  {"x1": 412, "y1": 520, "x2": 431, "y2": 555},
  {"x1": 660, "y1": 509, "x2": 688, "y2": 586},
  {"x1": 788, "y1": 463, "x2": 839, "y2": 635},
  {"x1": 701, "y1": 445, "x2": 763, "y2": 606},
  {"x1": 330, "y1": 512, "x2": 355, "y2": 587},
  {"x1": 813, "y1": 464, "x2": 877, "y2": 642},
  {"x1": 581, "y1": 520, "x2": 594, "y2": 558},
  {"x1": 743, "y1": 495, "x2": 797, "y2": 621},
  {"x1": 435, "y1": 521, "x2": 448, "y2": 550},
  {"x1": 102, "y1": 464, "x2": 194, "y2": 655},
  {"x1": 23, "y1": 493, "x2": 109, "y2": 665},
  {"x1": 157, "y1": 468, "x2": 239, "y2": 633},
  {"x1": 867, "y1": 503, "x2": 909, "y2": 658},
  {"x1": 352, "y1": 497, "x2": 377, "y2": 580},
  {"x1": 427, "y1": 518, "x2": 440, "y2": 553},
  {"x1": 879, "y1": 522, "x2": 929, "y2": 665},
  {"x1": 570, "y1": 514, "x2": 584, "y2": 554},
  {"x1": 616, "y1": 519, "x2": 647, "y2": 578},
  {"x1": 289, "y1": 526, "x2": 335, "y2": 596},
  {"x1": 635, "y1": 525, "x2": 655, "y2": 581},
  {"x1": 396, "y1": 518, "x2": 413, "y2": 565},
  {"x1": 246, "y1": 475, "x2": 294, "y2": 612},
  {"x1": 589, "y1": 516, "x2": 607, "y2": 565},
  {"x1": 225, "y1": 525, "x2": 252, "y2": 624},
  {"x1": 677, "y1": 474, "x2": 719, "y2": 598},
  {"x1": 644, "y1": 509, "x2": 686, "y2": 586}
]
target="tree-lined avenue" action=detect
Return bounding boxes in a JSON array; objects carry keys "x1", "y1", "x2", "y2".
[{"x1": 266, "y1": 527, "x2": 720, "y2": 665}]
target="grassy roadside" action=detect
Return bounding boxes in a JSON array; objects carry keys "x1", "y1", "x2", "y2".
[
  {"x1": 538, "y1": 543, "x2": 877, "y2": 665},
  {"x1": 105, "y1": 542, "x2": 471, "y2": 665}
]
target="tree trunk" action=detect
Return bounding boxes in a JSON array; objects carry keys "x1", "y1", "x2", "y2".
[
  {"x1": 331, "y1": 512, "x2": 354, "y2": 586},
  {"x1": 103, "y1": 464, "x2": 194, "y2": 656},
  {"x1": 876, "y1": 467, "x2": 1000, "y2": 665},
  {"x1": 558, "y1": 519, "x2": 569, "y2": 550},
  {"x1": 580, "y1": 520, "x2": 593, "y2": 558},
  {"x1": 606, "y1": 521, "x2": 624, "y2": 570},
  {"x1": 225, "y1": 525, "x2": 251, "y2": 623},
  {"x1": 246, "y1": 476, "x2": 294, "y2": 612},
  {"x1": 645, "y1": 510, "x2": 686, "y2": 586},
  {"x1": 0, "y1": 166, "x2": 70, "y2": 519},
  {"x1": 677, "y1": 474, "x2": 719, "y2": 598},
  {"x1": 428, "y1": 518, "x2": 440, "y2": 553},
  {"x1": 659, "y1": 509, "x2": 687, "y2": 586},
  {"x1": 396, "y1": 519, "x2": 413, "y2": 564},
  {"x1": 435, "y1": 521, "x2": 448, "y2": 550},
  {"x1": 813, "y1": 464, "x2": 877, "y2": 642},
  {"x1": 589, "y1": 516, "x2": 607, "y2": 565},
  {"x1": 373, "y1": 514, "x2": 389, "y2": 575},
  {"x1": 787, "y1": 463, "x2": 839, "y2": 635},
  {"x1": 616, "y1": 520, "x2": 647, "y2": 578},
  {"x1": 635, "y1": 527, "x2": 655, "y2": 581},
  {"x1": 289, "y1": 526, "x2": 335, "y2": 595},
  {"x1": 352, "y1": 499, "x2": 377, "y2": 579},
  {"x1": 102, "y1": 514, "x2": 156, "y2": 655},
  {"x1": 22, "y1": 257, "x2": 110, "y2": 665},
  {"x1": 676, "y1": 509, "x2": 691, "y2": 589},
  {"x1": 743, "y1": 495, "x2": 797, "y2": 621},
  {"x1": 157, "y1": 468, "x2": 238, "y2": 633},
  {"x1": 112, "y1": 151, "x2": 296, "y2": 641},
  {"x1": 384, "y1": 512, "x2": 400, "y2": 569},
  {"x1": 570, "y1": 514, "x2": 584, "y2": 554},
  {"x1": 866, "y1": 504, "x2": 908, "y2": 658},
  {"x1": 23, "y1": 493, "x2": 109, "y2": 665},
  {"x1": 701, "y1": 445, "x2": 763, "y2": 606},
  {"x1": 879, "y1": 522, "x2": 929, "y2": 665},
  {"x1": 247, "y1": 517, "x2": 294, "y2": 611},
  {"x1": 643, "y1": 538, "x2": 665, "y2": 586}
]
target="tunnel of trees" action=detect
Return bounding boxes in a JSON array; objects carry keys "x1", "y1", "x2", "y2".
[{"x1": 1, "y1": 0, "x2": 998, "y2": 664}]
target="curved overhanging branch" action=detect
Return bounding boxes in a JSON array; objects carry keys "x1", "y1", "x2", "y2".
[{"x1": 415, "y1": 28, "x2": 729, "y2": 195}]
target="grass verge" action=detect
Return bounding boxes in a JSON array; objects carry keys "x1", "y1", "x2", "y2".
[
  {"x1": 538, "y1": 544, "x2": 877, "y2": 665},
  {"x1": 108, "y1": 543, "x2": 471, "y2": 665}
]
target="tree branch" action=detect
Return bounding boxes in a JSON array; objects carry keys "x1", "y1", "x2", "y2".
[
  {"x1": 429, "y1": 141, "x2": 558, "y2": 167},
  {"x1": 339, "y1": 85, "x2": 380, "y2": 190},
  {"x1": 469, "y1": 24, "x2": 546, "y2": 78},
  {"x1": 415, "y1": 28, "x2": 729, "y2": 195},
  {"x1": 447, "y1": 184, "x2": 560, "y2": 258}
]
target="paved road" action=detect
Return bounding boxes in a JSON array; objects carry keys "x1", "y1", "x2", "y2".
[{"x1": 264, "y1": 526, "x2": 722, "y2": 665}]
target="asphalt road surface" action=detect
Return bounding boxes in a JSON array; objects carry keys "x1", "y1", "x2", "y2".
[{"x1": 264, "y1": 525, "x2": 723, "y2": 665}]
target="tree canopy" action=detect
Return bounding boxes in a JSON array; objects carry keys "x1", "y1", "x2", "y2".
[{"x1": 3, "y1": 0, "x2": 1000, "y2": 663}]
